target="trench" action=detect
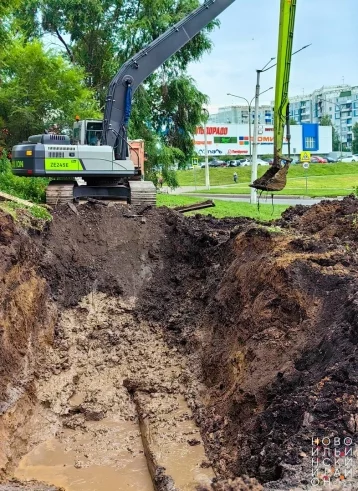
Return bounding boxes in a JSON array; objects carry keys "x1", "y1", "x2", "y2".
[
  {"x1": 2, "y1": 200, "x2": 358, "y2": 491},
  {"x1": 7, "y1": 293, "x2": 213, "y2": 491}
]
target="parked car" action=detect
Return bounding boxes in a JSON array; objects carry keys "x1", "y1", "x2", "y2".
[
  {"x1": 256, "y1": 158, "x2": 270, "y2": 166},
  {"x1": 310, "y1": 156, "x2": 327, "y2": 163},
  {"x1": 326, "y1": 157, "x2": 336, "y2": 163},
  {"x1": 340, "y1": 155, "x2": 358, "y2": 163},
  {"x1": 239, "y1": 159, "x2": 251, "y2": 166},
  {"x1": 208, "y1": 159, "x2": 224, "y2": 167}
]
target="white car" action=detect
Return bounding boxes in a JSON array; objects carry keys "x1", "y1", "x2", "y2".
[
  {"x1": 256, "y1": 158, "x2": 270, "y2": 166},
  {"x1": 239, "y1": 159, "x2": 251, "y2": 166},
  {"x1": 341, "y1": 155, "x2": 358, "y2": 163}
]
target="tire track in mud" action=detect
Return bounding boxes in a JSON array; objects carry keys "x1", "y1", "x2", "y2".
[{"x1": 12, "y1": 293, "x2": 213, "y2": 491}]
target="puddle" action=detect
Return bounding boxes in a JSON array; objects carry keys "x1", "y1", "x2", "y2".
[{"x1": 15, "y1": 419, "x2": 154, "y2": 491}]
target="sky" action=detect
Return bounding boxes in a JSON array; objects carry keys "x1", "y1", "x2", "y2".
[{"x1": 187, "y1": 0, "x2": 358, "y2": 113}]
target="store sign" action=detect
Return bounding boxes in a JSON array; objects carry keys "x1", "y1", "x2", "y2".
[{"x1": 196, "y1": 126, "x2": 228, "y2": 135}]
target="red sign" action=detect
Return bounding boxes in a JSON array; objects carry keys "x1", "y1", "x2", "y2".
[
  {"x1": 228, "y1": 149, "x2": 248, "y2": 154},
  {"x1": 196, "y1": 127, "x2": 228, "y2": 135}
]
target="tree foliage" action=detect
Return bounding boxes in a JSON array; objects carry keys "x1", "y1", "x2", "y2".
[
  {"x1": 289, "y1": 118, "x2": 297, "y2": 125},
  {"x1": 319, "y1": 114, "x2": 341, "y2": 152},
  {"x1": 319, "y1": 114, "x2": 332, "y2": 126},
  {"x1": 352, "y1": 123, "x2": 358, "y2": 155},
  {"x1": 0, "y1": 40, "x2": 100, "y2": 146}
]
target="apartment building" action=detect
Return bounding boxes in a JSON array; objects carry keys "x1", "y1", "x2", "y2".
[
  {"x1": 208, "y1": 105, "x2": 273, "y2": 125},
  {"x1": 286, "y1": 85, "x2": 358, "y2": 148}
]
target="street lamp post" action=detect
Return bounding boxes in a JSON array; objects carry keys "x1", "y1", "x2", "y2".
[
  {"x1": 227, "y1": 87, "x2": 273, "y2": 163},
  {"x1": 250, "y1": 58, "x2": 275, "y2": 203},
  {"x1": 250, "y1": 44, "x2": 312, "y2": 204},
  {"x1": 201, "y1": 108, "x2": 210, "y2": 189},
  {"x1": 318, "y1": 98, "x2": 343, "y2": 158}
]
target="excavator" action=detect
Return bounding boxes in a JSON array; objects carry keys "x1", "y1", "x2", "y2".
[
  {"x1": 11, "y1": 0, "x2": 296, "y2": 205},
  {"x1": 250, "y1": 0, "x2": 297, "y2": 192},
  {"x1": 10, "y1": 0, "x2": 236, "y2": 206}
]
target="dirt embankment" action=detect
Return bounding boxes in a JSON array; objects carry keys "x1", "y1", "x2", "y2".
[{"x1": 0, "y1": 197, "x2": 358, "y2": 490}]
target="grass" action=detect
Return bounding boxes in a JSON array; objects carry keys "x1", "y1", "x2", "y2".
[
  {"x1": 157, "y1": 194, "x2": 289, "y2": 221},
  {"x1": 178, "y1": 163, "x2": 358, "y2": 197},
  {"x1": 0, "y1": 200, "x2": 52, "y2": 221},
  {"x1": 190, "y1": 174, "x2": 358, "y2": 197}
]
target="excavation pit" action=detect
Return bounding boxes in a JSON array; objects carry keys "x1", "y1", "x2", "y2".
[{"x1": 1, "y1": 198, "x2": 358, "y2": 490}]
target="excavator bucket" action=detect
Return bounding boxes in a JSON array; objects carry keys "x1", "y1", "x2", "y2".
[{"x1": 249, "y1": 162, "x2": 290, "y2": 192}]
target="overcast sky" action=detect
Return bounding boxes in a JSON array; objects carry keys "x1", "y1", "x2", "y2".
[{"x1": 187, "y1": 0, "x2": 358, "y2": 112}]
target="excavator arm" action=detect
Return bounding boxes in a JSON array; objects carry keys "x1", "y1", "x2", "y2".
[
  {"x1": 250, "y1": 0, "x2": 297, "y2": 192},
  {"x1": 102, "y1": 0, "x2": 236, "y2": 159}
]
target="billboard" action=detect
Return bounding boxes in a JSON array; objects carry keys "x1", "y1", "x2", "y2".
[{"x1": 194, "y1": 123, "x2": 332, "y2": 157}]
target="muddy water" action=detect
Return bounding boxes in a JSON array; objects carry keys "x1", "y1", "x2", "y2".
[
  {"x1": 11, "y1": 294, "x2": 212, "y2": 490},
  {"x1": 15, "y1": 420, "x2": 154, "y2": 491}
]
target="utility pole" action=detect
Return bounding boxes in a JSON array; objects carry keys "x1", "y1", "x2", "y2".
[
  {"x1": 202, "y1": 108, "x2": 210, "y2": 189},
  {"x1": 227, "y1": 88, "x2": 273, "y2": 164},
  {"x1": 250, "y1": 57, "x2": 274, "y2": 204},
  {"x1": 250, "y1": 44, "x2": 311, "y2": 204},
  {"x1": 250, "y1": 69, "x2": 262, "y2": 204}
]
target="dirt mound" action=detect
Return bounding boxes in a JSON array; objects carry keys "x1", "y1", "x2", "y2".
[
  {"x1": 1, "y1": 198, "x2": 358, "y2": 490},
  {"x1": 277, "y1": 194, "x2": 358, "y2": 241}
]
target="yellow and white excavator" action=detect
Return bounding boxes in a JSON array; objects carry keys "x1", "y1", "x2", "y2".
[{"x1": 250, "y1": 0, "x2": 297, "y2": 192}]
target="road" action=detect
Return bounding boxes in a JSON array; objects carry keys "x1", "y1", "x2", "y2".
[
  {"x1": 161, "y1": 185, "x2": 341, "y2": 206},
  {"x1": 182, "y1": 194, "x2": 335, "y2": 206}
]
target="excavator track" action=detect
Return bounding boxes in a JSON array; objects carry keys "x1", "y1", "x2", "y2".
[
  {"x1": 129, "y1": 181, "x2": 156, "y2": 207},
  {"x1": 46, "y1": 180, "x2": 156, "y2": 207},
  {"x1": 46, "y1": 181, "x2": 75, "y2": 206}
]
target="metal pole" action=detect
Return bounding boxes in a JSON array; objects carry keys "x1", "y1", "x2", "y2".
[
  {"x1": 204, "y1": 120, "x2": 210, "y2": 189},
  {"x1": 248, "y1": 104, "x2": 252, "y2": 162},
  {"x1": 250, "y1": 70, "x2": 261, "y2": 204},
  {"x1": 340, "y1": 108, "x2": 343, "y2": 158}
]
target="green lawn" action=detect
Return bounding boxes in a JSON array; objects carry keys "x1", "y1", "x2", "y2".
[
  {"x1": 157, "y1": 194, "x2": 288, "y2": 221},
  {"x1": 178, "y1": 163, "x2": 358, "y2": 197},
  {"x1": 190, "y1": 174, "x2": 357, "y2": 197}
]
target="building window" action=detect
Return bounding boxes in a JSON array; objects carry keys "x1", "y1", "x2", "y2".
[{"x1": 305, "y1": 137, "x2": 316, "y2": 149}]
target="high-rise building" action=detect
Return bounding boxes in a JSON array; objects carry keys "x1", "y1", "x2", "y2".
[
  {"x1": 283, "y1": 85, "x2": 358, "y2": 148},
  {"x1": 208, "y1": 105, "x2": 273, "y2": 125}
]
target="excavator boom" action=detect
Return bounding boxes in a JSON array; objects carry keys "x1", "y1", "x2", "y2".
[
  {"x1": 250, "y1": 0, "x2": 297, "y2": 192},
  {"x1": 273, "y1": 0, "x2": 296, "y2": 161},
  {"x1": 103, "y1": 0, "x2": 236, "y2": 159}
]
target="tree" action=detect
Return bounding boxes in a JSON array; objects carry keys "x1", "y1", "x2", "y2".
[
  {"x1": 16, "y1": 0, "x2": 217, "y2": 104},
  {"x1": 319, "y1": 114, "x2": 341, "y2": 152},
  {"x1": 289, "y1": 118, "x2": 297, "y2": 125},
  {"x1": 0, "y1": 40, "x2": 100, "y2": 146},
  {"x1": 319, "y1": 114, "x2": 332, "y2": 126},
  {"x1": 352, "y1": 123, "x2": 358, "y2": 155}
]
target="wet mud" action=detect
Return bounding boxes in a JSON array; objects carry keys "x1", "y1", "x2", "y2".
[{"x1": 0, "y1": 197, "x2": 358, "y2": 490}]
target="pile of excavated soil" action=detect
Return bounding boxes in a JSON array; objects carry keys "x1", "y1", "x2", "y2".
[{"x1": 1, "y1": 197, "x2": 358, "y2": 490}]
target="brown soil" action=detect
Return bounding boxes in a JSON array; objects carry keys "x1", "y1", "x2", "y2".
[{"x1": 1, "y1": 197, "x2": 358, "y2": 490}]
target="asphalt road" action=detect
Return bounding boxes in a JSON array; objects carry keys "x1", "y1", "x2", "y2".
[
  {"x1": 182, "y1": 193, "x2": 338, "y2": 206},
  {"x1": 161, "y1": 185, "x2": 342, "y2": 206}
]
